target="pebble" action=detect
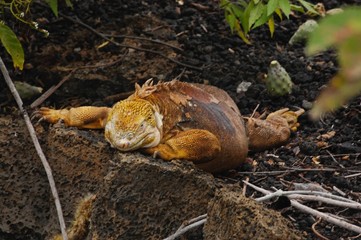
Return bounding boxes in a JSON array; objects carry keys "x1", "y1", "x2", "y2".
[
  {"x1": 203, "y1": 45, "x2": 214, "y2": 53},
  {"x1": 302, "y1": 100, "x2": 313, "y2": 110}
]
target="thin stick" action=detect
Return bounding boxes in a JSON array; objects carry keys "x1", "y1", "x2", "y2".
[
  {"x1": 344, "y1": 172, "x2": 361, "y2": 178},
  {"x1": 243, "y1": 181, "x2": 361, "y2": 234},
  {"x1": 59, "y1": 14, "x2": 203, "y2": 71},
  {"x1": 30, "y1": 69, "x2": 75, "y2": 109},
  {"x1": 102, "y1": 33, "x2": 184, "y2": 52},
  {"x1": 288, "y1": 194, "x2": 361, "y2": 209},
  {"x1": 311, "y1": 218, "x2": 330, "y2": 240},
  {"x1": 250, "y1": 103, "x2": 260, "y2": 118},
  {"x1": 237, "y1": 167, "x2": 361, "y2": 175},
  {"x1": 0, "y1": 57, "x2": 68, "y2": 240},
  {"x1": 30, "y1": 55, "x2": 125, "y2": 109},
  {"x1": 255, "y1": 190, "x2": 359, "y2": 204},
  {"x1": 163, "y1": 214, "x2": 207, "y2": 240},
  {"x1": 242, "y1": 176, "x2": 249, "y2": 196},
  {"x1": 290, "y1": 200, "x2": 361, "y2": 233},
  {"x1": 326, "y1": 150, "x2": 344, "y2": 168}
]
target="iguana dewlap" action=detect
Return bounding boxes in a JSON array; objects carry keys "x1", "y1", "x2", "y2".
[{"x1": 39, "y1": 80, "x2": 303, "y2": 173}]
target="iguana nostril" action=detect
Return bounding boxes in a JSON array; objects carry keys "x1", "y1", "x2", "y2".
[{"x1": 117, "y1": 139, "x2": 130, "y2": 149}]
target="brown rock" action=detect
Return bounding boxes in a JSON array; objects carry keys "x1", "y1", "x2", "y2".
[
  {"x1": 204, "y1": 188, "x2": 301, "y2": 240},
  {"x1": 1, "y1": 112, "x2": 299, "y2": 239},
  {"x1": 89, "y1": 156, "x2": 216, "y2": 239}
]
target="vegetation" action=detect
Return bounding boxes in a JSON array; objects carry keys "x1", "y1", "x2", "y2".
[
  {"x1": 220, "y1": 0, "x2": 318, "y2": 44},
  {"x1": 0, "y1": 0, "x2": 72, "y2": 70},
  {"x1": 264, "y1": 60, "x2": 293, "y2": 96},
  {"x1": 306, "y1": 7, "x2": 361, "y2": 119}
]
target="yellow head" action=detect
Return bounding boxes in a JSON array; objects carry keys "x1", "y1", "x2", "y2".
[{"x1": 105, "y1": 99, "x2": 163, "y2": 151}]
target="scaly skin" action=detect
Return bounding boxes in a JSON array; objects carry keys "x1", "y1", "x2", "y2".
[{"x1": 38, "y1": 80, "x2": 303, "y2": 173}]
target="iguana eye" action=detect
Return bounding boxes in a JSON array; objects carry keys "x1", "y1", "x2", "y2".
[{"x1": 138, "y1": 122, "x2": 146, "y2": 132}]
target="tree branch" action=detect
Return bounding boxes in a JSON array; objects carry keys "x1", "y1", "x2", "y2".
[
  {"x1": 0, "y1": 57, "x2": 68, "y2": 240},
  {"x1": 243, "y1": 180, "x2": 361, "y2": 234},
  {"x1": 163, "y1": 214, "x2": 207, "y2": 240}
]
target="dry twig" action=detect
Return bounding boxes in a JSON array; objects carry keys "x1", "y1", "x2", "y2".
[
  {"x1": 30, "y1": 55, "x2": 125, "y2": 109},
  {"x1": 50, "y1": 8, "x2": 203, "y2": 71},
  {"x1": 311, "y1": 218, "x2": 330, "y2": 240},
  {"x1": 326, "y1": 150, "x2": 345, "y2": 168},
  {"x1": 163, "y1": 214, "x2": 207, "y2": 240},
  {"x1": 102, "y1": 33, "x2": 184, "y2": 52},
  {"x1": 237, "y1": 167, "x2": 361, "y2": 176},
  {"x1": 243, "y1": 180, "x2": 361, "y2": 234},
  {"x1": 0, "y1": 57, "x2": 68, "y2": 240},
  {"x1": 242, "y1": 176, "x2": 249, "y2": 196}
]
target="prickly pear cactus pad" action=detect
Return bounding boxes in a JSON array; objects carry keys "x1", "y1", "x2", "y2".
[
  {"x1": 289, "y1": 20, "x2": 318, "y2": 45},
  {"x1": 265, "y1": 60, "x2": 293, "y2": 97}
]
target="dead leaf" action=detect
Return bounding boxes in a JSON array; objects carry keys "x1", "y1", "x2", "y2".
[
  {"x1": 292, "y1": 146, "x2": 300, "y2": 155},
  {"x1": 316, "y1": 141, "x2": 328, "y2": 148},
  {"x1": 312, "y1": 156, "x2": 321, "y2": 164},
  {"x1": 318, "y1": 130, "x2": 336, "y2": 140},
  {"x1": 267, "y1": 159, "x2": 275, "y2": 165}
]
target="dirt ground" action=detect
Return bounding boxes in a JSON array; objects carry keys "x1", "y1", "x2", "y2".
[{"x1": 1, "y1": 0, "x2": 361, "y2": 239}]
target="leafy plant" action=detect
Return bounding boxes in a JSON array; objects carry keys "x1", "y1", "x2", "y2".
[
  {"x1": 220, "y1": 0, "x2": 319, "y2": 44},
  {"x1": 0, "y1": 21, "x2": 24, "y2": 69},
  {"x1": 0, "y1": 0, "x2": 72, "y2": 70},
  {"x1": 306, "y1": 7, "x2": 361, "y2": 119}
]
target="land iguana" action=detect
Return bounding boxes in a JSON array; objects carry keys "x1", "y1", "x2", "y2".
[{"x1": 38, "y1": 79, "x2": 304, "y2": 173}]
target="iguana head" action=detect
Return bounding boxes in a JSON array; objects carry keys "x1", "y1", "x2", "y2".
[{"x1": 104, "y1": 99, "x2": 163, "y2": 151}]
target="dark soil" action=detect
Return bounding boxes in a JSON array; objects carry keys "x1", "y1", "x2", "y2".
[{"x1": 1, "y1": 0, "x2": 361, "y2": 239}]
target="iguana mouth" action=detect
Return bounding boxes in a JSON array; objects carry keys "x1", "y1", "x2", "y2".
[{"x1": 112, "y1": 130, "x2": 160, "y2": 151}]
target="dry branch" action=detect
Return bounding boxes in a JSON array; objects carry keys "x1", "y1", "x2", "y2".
[
  {"x1": 32, "y1": 0, "x2": 203, "y2": 72},
  {"x1": 163, "y1": 214, "x2": 207, "y2": 240},
  {"x1": 0, "y1": 57, "x2": 68, "y2": 240},
  {"x1": 243, "y1": 180, "x2": 361, "y2": 234}
]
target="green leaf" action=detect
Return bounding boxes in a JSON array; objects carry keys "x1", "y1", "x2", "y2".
[
  {"x1": 290, "y1": 4, "x2": 305, "y2": 13},
  {"x1": 46, "y1": 0, "x2": 58, "y2": 17},
  {"x1": 253, "y1": 5, "x2": 268, "y2": 29},
  {"x1": 338, "y1": 33, "x2": 361, "y2": 80},
  {"x1": 65, "y1": 0, "x2": 73, "y2": 8},
  {"x1": 310, "y1": 73, "x2": 361, "y2": 120},
  {"x1": 249, "y1": 2, "x2": 264, "y2": 29},
  {"x1": 298, "y1": 0, "x2": 318, "y2": 15},
  {"x1": 225, "y1": 11, "x2": 237, "y2": 33},
  {"x1": 307, "y1": 7, "x2": 361, "y2": 119},
  {"x1": 235, "y1": 20, "x2": 251, "y2": 44},
  {"x1": 274, "y1": 8, "x2": 283, "y2": 20},
  {"x1": 267, "y1": 0, "x2": 279, "y2": 16},
  {"x1": 253, "y1": 0, "x2": 260, "y2": 4},
  {"x1": 0, "y1": 23, "x2": 24, "y2": 70},
  {"x1": 241, "y1": 1, "x2": 254, "y2": 33},
  {"x1": 220, "y1": 0, "x2": 230, "y2": 8},
  {"x1": 279, "y1": 0, "x2": 291, "y2": 18},
  {"x1": 268, "y1": 15, "x2": 275, "y2": 37},
  {"x1": 237, "y1": 0, "x2": 248, "y2": 8},
  {"x1": 306, "y1": 7, "x2": 361, "y2": 56},
  {"x1": 230, "y1": 3, "x2": 244, "y2": 19}
]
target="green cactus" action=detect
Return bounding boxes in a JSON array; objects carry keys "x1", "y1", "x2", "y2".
[
  {"x1": 289, "y1": 20, "x2": 318, "y2": 45},
  {"x1": 264, "y1": 60, "x2": 293, "y2": 96}
]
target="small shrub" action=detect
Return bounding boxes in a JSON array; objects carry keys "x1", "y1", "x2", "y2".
[
  {"x1": 306, "y1": 7, "x2": 361, "y2": 119},
  {"x1": 220, "y1": 0, "x2": 318, "y2": 44},
  {"x1": 0, "y1": 0, "x2": 72, "y2": 70}
]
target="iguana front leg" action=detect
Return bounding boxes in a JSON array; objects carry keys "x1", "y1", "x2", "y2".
[
  {"x1": 246, "y1": 108, "x2": 304, "y2": 151},
  {"x1": 144, "y1": 129, "x2": 221, "y2": 163},
  {"x1": 38, "y1": 106, "x2": 111, "y2": 129}
]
